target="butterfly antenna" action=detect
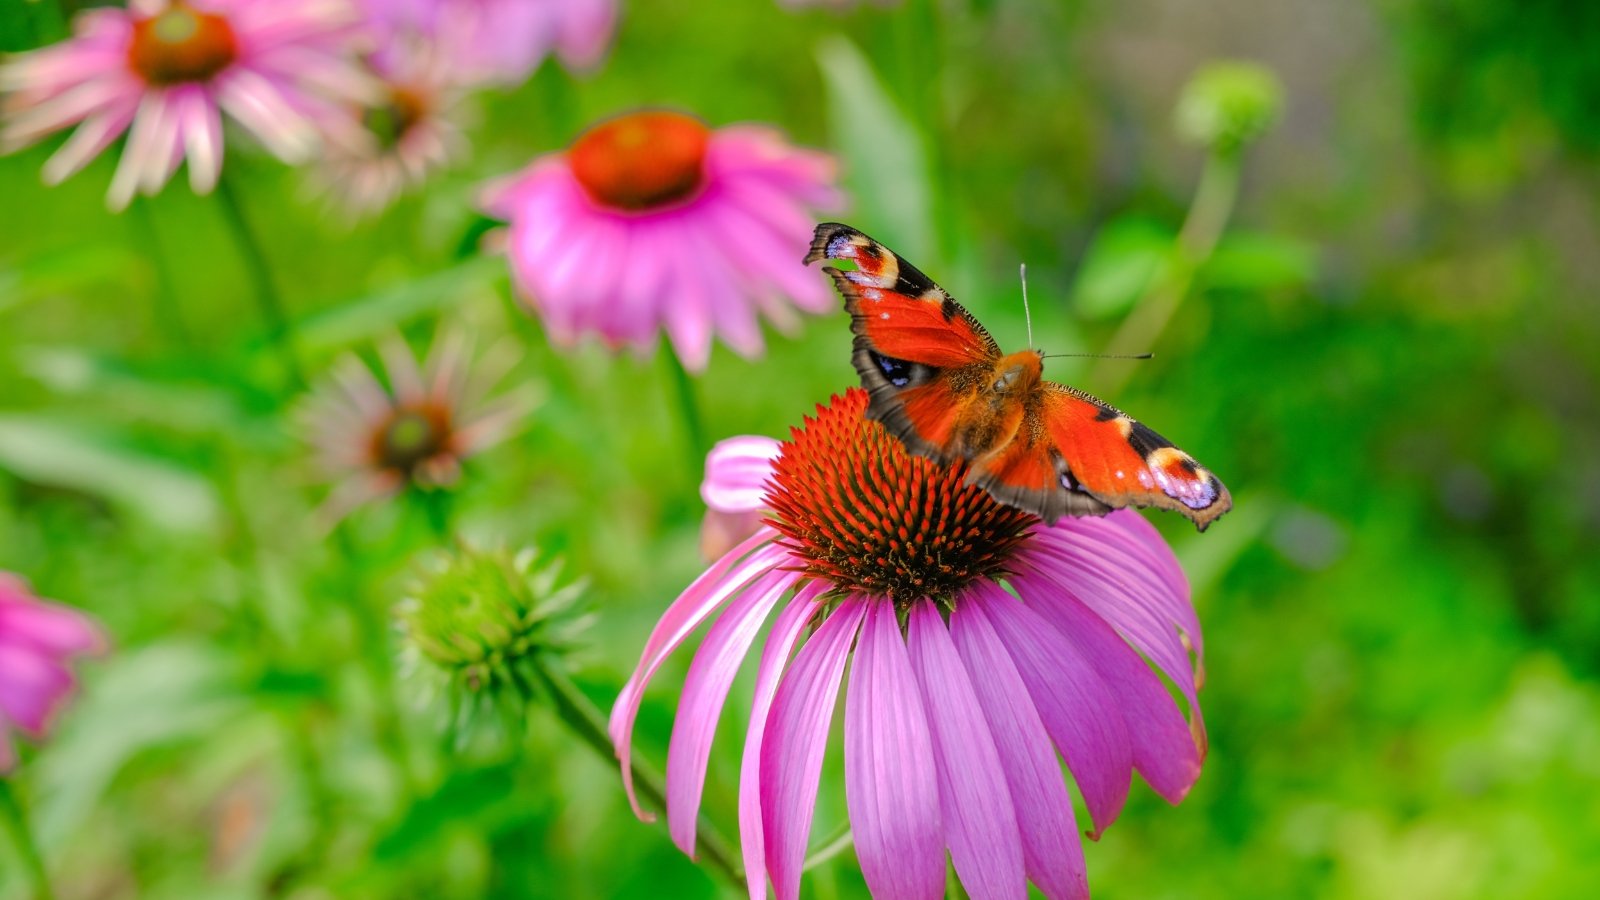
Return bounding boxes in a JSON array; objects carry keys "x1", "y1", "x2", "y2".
[
  {"x1": 1039, "y1": 351, "x2": 1155, "y2": 360},
  {"x1": 1020, "y1": 262, "x2": 1035, "y2": 348}
]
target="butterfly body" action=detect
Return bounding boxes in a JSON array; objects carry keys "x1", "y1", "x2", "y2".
[{"x1": 807, "y1": 222, "x2": 1232, "y2": 531}]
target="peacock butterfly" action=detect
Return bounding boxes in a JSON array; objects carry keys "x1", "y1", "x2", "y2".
[{"x1": 804, "y1": 222, "x2": 1232, "y2": 531}]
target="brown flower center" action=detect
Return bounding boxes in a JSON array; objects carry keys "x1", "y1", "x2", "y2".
[
  {"x1": 363, "y1": 86, "x2": 428, "y2": 151},
  {"x1": 569, "y1": 110, "x2": 710, "y2": 211},
  {"x1": 765, "y1": 389, "x2": 1036, "y2": 605},
  {"x1": 128, "y1": 4, "x2": 239, "y2": 86},
  {"x1": 373, "y1": 406, "x2": 451, "y2": 475}
]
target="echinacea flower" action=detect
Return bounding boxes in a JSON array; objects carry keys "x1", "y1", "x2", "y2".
[
  {"x1": 0, "y1": 573, "x2": 105, "y2": 772},
  {"x1": 0, "y1": 0, "x2": 373, "y2": 210},
  {"x1": 298, "y1": 331, "x2": 537, "y2": 522},
  {"x1": 699, "y1": 435, "x2": 782, "y2": 561},
  {"x1": 611, "y1": 389, "x2": 1208, "y2": 899},
  {"x1": 315, "y1": 42, "x2": 468, "y2": 214},
  {"x1": 480, "y1": 109, "x2": 844, "y2": 371},
  {"x1": 356, "y1": 0, "x2": 618, "y2": 84}
]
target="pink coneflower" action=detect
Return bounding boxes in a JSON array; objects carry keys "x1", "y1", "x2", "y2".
[
  {"x1": 611, "y1": 389, "x2": 1208, "y2": 899},
  {"x1": 0, "y1": 573, "x2": 105, "y2": 772},
  {"x1": 315, "y1": 43, "x2": 468, "y2": 213},
  {"x1": 298, "y1": 331, "x2": 536, "y2": 522},
  {"x1": 698, "y1": 435, "x2": 783, "y2": 561},
  {"x1": 0, "y1": 0, "x2": 372, "y2": 210},
  {"x1": 356, "y1": 0, "x2": 618, "y2": 84},
  {"x1": 480, "y1": 109, "x2": 843, "y2": 372}
]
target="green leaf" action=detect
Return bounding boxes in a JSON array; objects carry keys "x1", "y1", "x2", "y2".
[
  {"x1": 0, "y1": 414, "x2": 218, "y2": 531},
  {"x1": 1202, "y1": 231, "x2": 1318, "y2": 292},
  {"x1": 295, "y1": 256, "x2": 501, "y2": 353},
  {"x1": 816, "y1": 36, "x2": 936, "y2": 262},
  {"x1": 1070, "y1": 217, "x2": 1175, "y2": 319}
]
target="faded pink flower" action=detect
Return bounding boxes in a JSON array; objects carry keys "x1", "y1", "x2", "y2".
[
  {"x1": 298, "y1": 331, "x2": 537, "y2": 523},
  {"x1": 611, "y1": 390, "x2": 1208, "y2": 899},
  {"x1": 699, "y1": 435, "x2": 783, "y2": 561},
  {"x1": 356, "y1": 0, "x2": 617, "y2": 84},
  {"x1": 481, "y1": 109, "x2": 843, "y2": 371},
  {"x1": 0, "y1": 573, "x2": 105, "y2": 772},
  {"x1": 0, "y1": 0, "x2": 373, "y2": 210}
]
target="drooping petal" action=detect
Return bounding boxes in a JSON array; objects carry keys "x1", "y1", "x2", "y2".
[
  {"x1": 973, "y1": 581, "x2": 1132, "y2": 837},
  {"x1": 701, "y1": 436, "x2": 782, "y2": 515},
  {"x1": 845, "y1": 600, "x2": 944, "y2": 900},
  {"x1": 950, "y1": 596, "x2": 1089, "y2": 900},
  {"x1": 760, "y1": 596, "x2": 867, "y2": 900},
  {"x1": 0, "y1": 646, "x2": 74, "y2": 737},
  {"x1": 739, "y1": 580, "x2": 827, "y2": 900},
  {"x1": 666, "y1": 569, "x2": 797, "y2": 855},
  {"x1": 1013, "y1": 575, "x2": 1202, "y2": 804},
  {"x1": 905, "y1": 600, "x2": 1026, "y2": 900},
  {"x1": 609, "y1": 533, "x2": 790, "y2": 819}
]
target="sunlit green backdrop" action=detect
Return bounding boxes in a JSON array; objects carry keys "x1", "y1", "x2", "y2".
[{"x1": 2, "y1": 1, "x2": 1598, "y2": 898}]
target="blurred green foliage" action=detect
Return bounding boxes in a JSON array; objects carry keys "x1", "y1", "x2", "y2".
[{"x1": 3, "y1": 1, "x2": 1600, "y2": 898}]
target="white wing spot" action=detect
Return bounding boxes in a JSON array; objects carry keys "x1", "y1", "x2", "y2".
[{"x1": 879, "y1": 312, "x2": 890, "y2": 320}]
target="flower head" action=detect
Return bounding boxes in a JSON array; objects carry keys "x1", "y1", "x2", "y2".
[
  {"x1": 0, "y1": 0, "x2": 374, "y2": 210},
  {"x1": 611, "y1": 389, "x2": 1208, "y2": 899},
  {"x1": 398, "y1": 544, "x2": 584, "y2": 713},
  {"x1": 480, "y1": 109, "x2": 844, "y2": 371},
  {"x1": 314, "y1": 41, "x2": 468, "y2": 214},
  {"x1": 1174, "y1": 60, "x2": 1284, "y2": 154},
  {"x1": 298, "y1": 330, "x2": 537, "y2": 523},
  {"x1": 0, "y1": 573, "x2": 105, "y2": 772},
  {"x1": 356, "y1": 0, "x2": 617, "y2": 85}
]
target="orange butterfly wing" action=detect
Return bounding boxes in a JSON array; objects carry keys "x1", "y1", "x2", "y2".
[{"x1": 804, "y1": 223, "x2": 999, "y2": 460}]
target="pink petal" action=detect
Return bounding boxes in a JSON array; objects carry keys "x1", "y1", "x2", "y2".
[
  {"x1": 0, "y1": 645, "x2": 73, "y2": 736},
  {"x1": 0, "y1": 600, "x2": 104, "y2": 658},
  {"x1": 951, "y1": 596, "x2": 1090, "y2": 900},
  {"x1": 845, "y1": 601, "x2": 944, "y2": 900},
  {"x1": 760, "y1": 596, "x2": 867, "y2": 900},
  {"x1": 701, "y1": 436, "x2": 782, "y2": 515},
  {"x1": 178, "y1": 88, "x2": 224, "y2": 193},
  {"x1": 1013, "y1": 575, "x2": 1202, "y2": 804},
  {"x1": 41, "y1": 102, "x2": 137, "y2": 185},
  {"x1": 666, "y1": 569, "x2": 797, "y2": 856},
  {"x1": 906, "y1": 600, "x2": 1026, "y2": 900},
  {"x1": 609, "y1": 533, "x2": 788, "y2": 820},
  {"x1": 739, "y1": 580, "x2": 827, "y2": 899},
  {"x1": 973, "y1": 581, "x2": 1132, "y2": 837}
]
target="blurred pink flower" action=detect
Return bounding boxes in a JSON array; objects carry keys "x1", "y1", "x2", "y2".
[
  {"x1": 298, "y1": 331, "x2": 537, "y2": 523},
  {"x1": 611, "y1": 390, "x2": 1208, "y2": 899},
  {"x1": 0, "y1": 0, "x2": 375, "y2": 210},
  {"x1": 481, "y1": 109, "x2": 843, "y2": 371},
  {"x1": 0, "y1": 573, "x2": 105, "y2": 772},
  {"x1": 699, "y1": 435, "x2": 782, "y2": 561},
  {"x1": 356, "y1": 0, "x2": 617, "y2": 84},
  {"x1": 315, "y1": 42, "x2": 468, "y2": 214}
]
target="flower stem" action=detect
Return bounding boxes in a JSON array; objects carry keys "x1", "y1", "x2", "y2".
[
  {"x1": 523, "y1": 652, "x2": 744, "y2": 889},
  {"x1": 129, "y1": 196, "x2": 195, "y2": 352},
  {"x1": 1090, "y1": 148, "x2": 1241, "y2": 395},
  {"x1": 0, "y1": 779, "x2": 54, "y2": 900},
  {"x1": 802, "y1": 820, "x2": 855, "y2": 872},
  {"x1": 662, "y1": 348, "x2": 707, "y2": 474},
  {"x1": 410, "y1": 488, "x2": 454, "y2": 542},
  {"x1": 214, "y1": 172, "x2": 306, "y2": 392}
]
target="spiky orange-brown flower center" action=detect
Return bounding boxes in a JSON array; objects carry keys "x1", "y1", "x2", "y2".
[
  {"x1": 128, "y1": 5, "x2": 239, "y2": 85},
  {"x1": 363, "y1": 86, "x2": 429, "y2": 151},
  {"x1": 569, "y1": 110, "x2": 710, "y2": 211},
  {"x1": 372, "y1": 405, "x2": 452, "y2": 475},
  {"x1": 765, "y1": 390, "x2": 1036, "y2": 605}
]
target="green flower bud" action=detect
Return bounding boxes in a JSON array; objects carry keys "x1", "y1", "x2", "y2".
[
  {"x1": 397, "y1": 544, "x2": 585, "y2": 720},
  {"x1": 1174, "y1": 61, "x2": 1284, "y2": 153}
]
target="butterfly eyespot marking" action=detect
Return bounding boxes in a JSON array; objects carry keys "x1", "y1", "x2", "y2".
[{"x1": 869, "y1": 349, "x2": 926, "y2": 388}]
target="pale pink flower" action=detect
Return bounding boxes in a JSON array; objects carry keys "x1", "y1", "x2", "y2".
[
  {"x1": 356, "y1": 0, "x2": 618, "y2": 84},
  {"x1": 481, "y1": 109, "x2": 843, "y2": 371},
  {"x1": 0, "y1": 0, "x2": 373, "y2": 210},
  {"x1": 699, "y1": 435, "x2": 783, "y2": 561},
  {"x1": 314, "y1": 41, "x2": 468, "y2": 213},
  {"x1": 611, "y1": 390, "x2": 1209, "y2": 899},
  {"x1": 298, "y1": 331, "x2": 537, "y2": 523},
  {"x1": 0, "y1": 573, "x2": 105, "y2": 772}
]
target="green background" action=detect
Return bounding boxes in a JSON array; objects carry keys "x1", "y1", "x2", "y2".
[{"x1": 2, "y1": 0, "x2": 1598, "y2": 897}]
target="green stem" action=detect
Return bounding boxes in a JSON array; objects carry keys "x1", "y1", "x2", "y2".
[
  {"x1": 1091, "y1": 148, "x2": 1241, "y2": 394},
  {"x1": 662, "y1": 348, "x2": 707, "y2": 473},
  {"x1": 214, "y1": 173, "x2": 306, "y2": 392},
  {"x1": 0, "y1": 779, "x2": 54, "y2": 900},
  {"x1": 524, "y1": 653, "x2": 744, "y2": 890},
  {"x1": 129, "y1": 195, "x2": 195, "y2": 352},
  {"x1": 410, "y1": 488, "x2": 454, "y2": 543},
  {"x1": 802, "y1": 821, "x2": 855, "y2": 872}
]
